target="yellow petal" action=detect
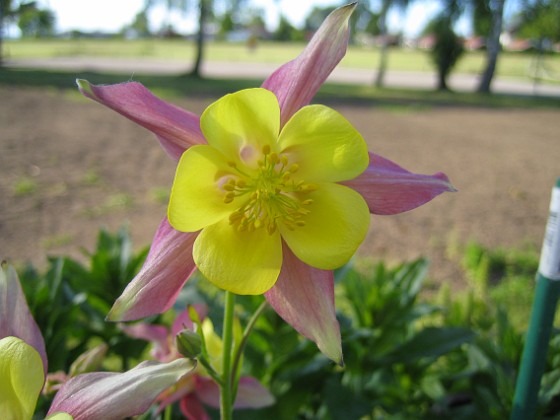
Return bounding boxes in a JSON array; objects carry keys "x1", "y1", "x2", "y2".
[
  {"x1": 279, "y1": 183, "x2": 370, "y2": 269},
  {"x1": 193, "y1": 218, "x2": 282, "y2": 295},
  {"x1": 200, "y1": 88, "x2": 280, "y2": 169},
  {"x1": 168, "y1": 145, "x2": 244, "y2": 232},
  {"x1": 278, "y1": 105, "x2": 368, "y2": 182},
  {"x1": 0, "y1": 336, "x2": 44, "y2": 420}
]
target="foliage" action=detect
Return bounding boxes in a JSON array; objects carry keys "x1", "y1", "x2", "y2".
[
  {"x1": 518, "y1": 0, "x2": 560, "y2": 43},
  {"x1": 14, "y1": 228, "x2": 560, "y2": 418},
  {"x1": 17, "y1": 227, "x2": 151, "y2": 415},
  {"x1": 272, "y1": 15, "x2": 304, "y2": 42},
  {"x1": 16, "y1": 2, "x2": 55, "y2": 38},
  {"x1": 458, "y1": 241, "x2": 560, "y2": 330},
  {"x1": 123, "y1": 10, "x2": 152, "y2": 38},
  {"x1": 304, "y1": 6, "x2": 337, "y2": 32},
  {"x1": 0, "y1": 1, "x2": 55, "y2": 37},
  {"x1": 430, "y1": 16, "x2": 465, "y2": 90},
  {"x1": 177, "y1": 253, "x2": 560, "y2": 418},
  {"x1": 472, "y1": 0, "x2": 493, "y2": 37}
]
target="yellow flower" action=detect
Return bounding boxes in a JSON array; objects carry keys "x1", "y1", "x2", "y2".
[
  {"x1": 0, "y1": 336, "x2": 44, "y2": 420},
  {"x1": 168, "y1": 88, "x2": 370, "y2": 295}
]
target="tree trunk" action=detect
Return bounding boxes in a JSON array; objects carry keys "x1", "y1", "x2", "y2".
[
  {"x1": 0, "y1": 2, "x2": 4, "y2": 67},
  {"x1": 477, "y1": 0, "x2": 505, "y2": 93},
  {"x1": 191, "y1": 0, "x2": 208, "y2": 78},
  {"x1": 438, "y1": 69, "x2": 449, "y2": 90},
  {"x1": 374, "y1": 0, "x2": 391, "y2": 87}
]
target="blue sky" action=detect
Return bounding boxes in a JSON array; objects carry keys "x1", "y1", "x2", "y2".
[{"x1": 13, "y1": 0, "x2": 506, "y2": 38}]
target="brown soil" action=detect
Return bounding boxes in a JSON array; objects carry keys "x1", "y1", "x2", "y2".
[{"x1": 1, "y1": 85, "x2": 559, "y2": 290}]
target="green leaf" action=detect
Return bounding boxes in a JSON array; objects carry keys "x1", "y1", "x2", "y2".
[
  {"x1": 324, "y1": 376, "x2": 374, "y2": 419},
  {"x1": 385, "y1": 327, "x2": 476, "y2": 363}
]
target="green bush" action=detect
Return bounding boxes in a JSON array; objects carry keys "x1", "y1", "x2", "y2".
[{"x1": 15, "y1": 229, "x2": 560, "y2": 419}]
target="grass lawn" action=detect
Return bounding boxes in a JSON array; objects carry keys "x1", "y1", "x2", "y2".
[
  {"x1": 1, "y1": 66, "x2": 559, "y2": 110},
  {"x1": 4, "y1": 38, "x2": 560, "y2": 83}
]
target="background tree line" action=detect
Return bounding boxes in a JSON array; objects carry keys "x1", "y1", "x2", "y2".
[{"x1": 1, "y1": 0, "x2": 559, "y2": 90}]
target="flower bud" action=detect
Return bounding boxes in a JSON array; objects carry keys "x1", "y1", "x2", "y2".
[
  {"x1": 69, "y1": 343, "x2": 108, "y2": 377},
  {"x1": 175, "y1": 329, "x2": 202, "y2": 359}
]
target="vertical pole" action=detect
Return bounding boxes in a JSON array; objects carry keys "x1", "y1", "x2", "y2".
[{"x1": 511, "y1": 179, "x2": 560, "y2": 420}]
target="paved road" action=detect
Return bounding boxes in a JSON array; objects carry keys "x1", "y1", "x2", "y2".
[{"x1": 6, "y1": 56, "x2": 560, "y2": 98}]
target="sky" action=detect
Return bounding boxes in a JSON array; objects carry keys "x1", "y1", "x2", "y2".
[{"x1": 19, "y1": 0, "x2": 470, "y2": 38}]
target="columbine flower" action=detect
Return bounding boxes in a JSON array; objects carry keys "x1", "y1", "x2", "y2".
[
  {"x1": 77, "y1": 3, "x2": 455, "y2": 363},
  {"x1": 46, "y1": 359, "x2": 195, "y2": 420},
  {"x1": 0, "y1": 262, "x2": 48, "y2": 419},
  {"x1": 0, "y1": 263, "x2": 195, "y2": 420},
  {"x1": 122, "y1": 307, "x2": 274, "y2": 419},
  {"x1": 168, "y1": 87, "x2": 370, "y2": 295},
  {"x1": 0, "y1": 336, "x2": 45, "y2": 420}
]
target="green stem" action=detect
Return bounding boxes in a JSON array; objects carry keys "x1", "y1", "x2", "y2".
[
  {"x1": 220, "y1": 291, "x2": 236, "y2": 420},
  {"x1": 163, "y1": 403, "x2": 172, "y2": 420},
  {"x1": 231, "y1": 300, "x2": 268, "y2": 400}
]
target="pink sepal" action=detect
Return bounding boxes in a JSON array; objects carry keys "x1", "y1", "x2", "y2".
[
  {"x1": 265, "y1": 245, "x2": 342, "y2": 365},
  {"x1": 120, "y1": 323, "x2": 170, "y2": 361},
  {"x1": 195, "y1": 376, "x2": 275, "y2": 409},
  {"x1": 262, "y1": 4, "x2": 356, "y2": 126},
  {"x1": 107, "y1": 217, "x2": 198, "y2": 321},
  {"x1": 0, "y1": 264, "x2": 48, "y2": 376},
  {"x1": 343, "y1": 152, "x2": 456, "y2": 215},
  {"x1": 47, "y1": 359, "x2": 194, "y2": 420},
  {"x1": 77, "y1": 80, "x2": 205, "y2": 160},
  {"x1": 180, "y1": 392, "x2": 210, "y2": 420}
]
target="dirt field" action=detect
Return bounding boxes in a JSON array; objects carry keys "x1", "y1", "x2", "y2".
[{"x1": 1, "y1": 85, "x2": 559, "y2": 289}]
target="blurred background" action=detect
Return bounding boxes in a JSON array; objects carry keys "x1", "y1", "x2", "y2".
[
  {"x1": 1, "y1": 0, "x2": 559, "y2": 92},
  {"x1": 1, "y1": 0, "x2": 559, "y2": 285},
  {"x1": 1, "y1": 2, "x2": 560, "y2": 418}
]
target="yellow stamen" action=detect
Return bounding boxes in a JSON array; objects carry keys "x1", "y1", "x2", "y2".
[{"x1": 223, "y1": 149, "x2": 314, "y2": 234}]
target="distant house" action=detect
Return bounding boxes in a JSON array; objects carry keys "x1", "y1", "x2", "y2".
[
  {"x1": 464, "y1": 36, "x2": 485, "y2": 51},
  {"x1": 416, "y1": 34, "x2": 436, "y2": 50},
  {"x1": 500, "y1": 32, "x2": 533, "y2": 51}
]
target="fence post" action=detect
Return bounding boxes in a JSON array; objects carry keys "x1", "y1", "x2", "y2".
[{"x1": 511, "y1": 178, "x2": 560, "y2": 420}]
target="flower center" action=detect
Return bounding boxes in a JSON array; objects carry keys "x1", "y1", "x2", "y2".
[{"x1": 223, "y1": 145, "x2": 316, "y2": 234}]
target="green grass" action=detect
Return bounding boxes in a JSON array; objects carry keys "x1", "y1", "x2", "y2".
[
  {"x1": 12, "y1": 176, "x2": 38, "y2": 196},
  {"x1": 459, "y1": 241, "x2": 560, "y2": 331},
  {"x1": 4, "y1": 39, "x2": 560, "y2": 83},
  {"x1": 1, "y1": 67, "x2": 559, "y2": 110}
]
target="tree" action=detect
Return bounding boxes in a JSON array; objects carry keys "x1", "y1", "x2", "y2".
[
  {"x1": 517, "y1": 0, "x2": 560, "y2": 86},
  {"x1": 303, "y1": 6, "x2": 336, "y2": 32},
  {"x1": 124, "y1": 9, "x2": 151, "y2": 37},
  {"x1": 518, "y1": 0, "x2": 560, "y2": 42},
  {"x1": 144, "y1": 0, "x2": 250, "y2": 76},
  {"x1": 144, "y1": 0, "x2": 206, "y2": 76},
  {"x1": 1, "y1": 0, "x2": 54, "y2": 65},
  {"x1": 428, "y1": 0, "x2": 465, "y2": 90},
  {"x1": 17, "y1": 3, "x2": 55, "y2": 37},
  {"x1": 0, "y1": 0, "x2": 9, "y2": 65},
  {"x1": 472, "y1": 0, "x2": 492, "y2": 36},
  {"x1": 366, "y1": 0, "x2": 411, "y2": 87},
  {"x1": 431, "y1": 17, "x2": 464, "y2": 90},
  {"x1": 273, "y1": 14, "x2": 302, "y2": 42},
  {"x1": 218, "y1": 10, "x2": 234, "y2": 39},
  {"x1": 191, "y1": 0, "x2": 210, "y2": 77},
  {"x1": 477, "y1": 0, "x2": 506, "y2": 93}
]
